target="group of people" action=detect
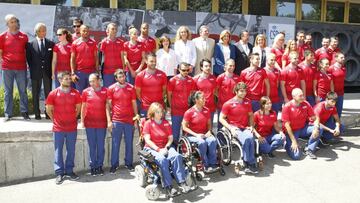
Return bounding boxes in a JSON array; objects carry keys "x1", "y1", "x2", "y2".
[{"x1": 0, "y1": 14, "x2": 346, "y2": 195}]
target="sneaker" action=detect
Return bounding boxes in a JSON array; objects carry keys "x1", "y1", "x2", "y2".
[
  {"x1": 125, "y1": 165, "x2": 135, "y2": 172},
  {"x1": 90, "y1": 168, "x2": 97, "y2": 177},
  {"x1": 35, "y1": 114, "x2": 41, "y2": 120},
  {"x1": 179, "y1": 182, "x2": 190, "y2": 193},
  {"x1": 304, "y1": 148, "x2": 317, "y2": 160},
  {"x1": 109, "y1": 166, "x2": 117, "y2": 174},
  {"x1": 3, "y1": 115, "x2": 11, "y2": 122},
  {"x1": 21, "y1": 112, "x2": 31, "y2": 121},
  {"x1": 166, "y1": 187, "x2": 178, "y2": 197},
  {"x1": 205, "y1": 166, "x2": 213, "y2": 173},
  {"x1": 248, "y1": 164, "x2": 259, "y2": 174},
  {"x1": 267, "y1": 152, "x2": 275, "y2": 159},
  {"x1": 55, "y1": 174, "x2": 64, "y2": 185},
  {"x1": 66, "y1": 172, "x2": 79, "y2": 180},
  {"x1": 97, "y1": 167, "x2": 104, "y2": 176}
]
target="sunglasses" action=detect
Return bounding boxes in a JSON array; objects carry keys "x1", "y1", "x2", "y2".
[
  {"x1": 180, "y1": 69, "x2": 190, "y2": 72},
  {"x1": 56, "y1": 33, "x2": 63, "y2": 36},
  {"x1": 73, "y1": 25, "x2": 81, "y2": 28}
]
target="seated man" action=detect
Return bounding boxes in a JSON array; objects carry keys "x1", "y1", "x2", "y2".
[
  {"x1": 282, "y1": 88, "x2": 323, "y2": 160},
  {"x1": 313, "y1": 91, "x2": 343, "y2": 145},
  {"x1": 219, "y1": 82, "x2": 258, "y2": 174}
]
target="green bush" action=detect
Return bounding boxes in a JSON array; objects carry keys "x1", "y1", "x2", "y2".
[{"x1": 0, "y1": 86, "x2": 33, "y2": 117}]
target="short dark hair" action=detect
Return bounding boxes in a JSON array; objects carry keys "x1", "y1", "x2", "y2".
[
  {"x1": 233, "y1": 82, "x2": 247, "y2": 93},
  {"x1": 178, "y1": 62, "x2": 189, "y2": 70},
  {"x1": 249, "y1": 52, "x2": 260, "y2": 61},
  {"x1": 146, "y1": 53, "x2": 157, "y2": 60},
  {"x1": 114, "y1": 69, "x2": 125, "y2": 78},
  {"x1": 73, "y1": 18, "x2": 83, "y2": 25},
  {"x1": 199, "y1": 58, "x2": 211, "y2": 71},
  {"x1": 188, "y1": 91, "x2": 203, "y2": 107},
  {"x1": 57, "y1": 71, "x2": 71, "y2": 81},
  {"x1": 159, "y1": 35, "x2": 171, "y2": 49},
  {"x1": 240, "y1": 30, "x2": 249, "y2": 38},
  {"x1": 326, "y1": 91, "x2": 338, "y2": 102}
]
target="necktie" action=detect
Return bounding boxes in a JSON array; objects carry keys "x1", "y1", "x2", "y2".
[
  {"x1": 41, "y1": 39, "x2": 46, "y2": 56},
  {"x1": 261, "y1": 49, "x2": 266, "y2": 67}
]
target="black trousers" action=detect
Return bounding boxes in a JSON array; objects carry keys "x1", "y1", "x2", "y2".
[{"x1": 31, "y1": 69, "x2": 52, "y2": 115}]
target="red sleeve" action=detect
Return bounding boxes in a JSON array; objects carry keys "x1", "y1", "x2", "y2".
[
  {"x1": 71, "y1": 42, "x2": 77, "y2": 54},
  {"x1": 281, "y1": 54, "x2": 288, "y2": 61},
  {"x1": 142, "y1": 120, "x2": 151, "y2": 135},
  {"x1": 254, "y1": 112, "x2": 259, "y2": 125},
  {"x1": 165, "y1": 121, "x2": 173, "y2": 137},
  {"x1": 81, "y1": 90, "x2": 88, "y2": 102},
  {"x1": 0, "y1": 34, "x2": 4, "y2": 49},
  {"x1": 216, "y1": 75, "x2": 223, "y2": 88},
  {"x1": 281, "y1": 105, "x2": 290, "y2": 123},
  {"x1": 46, "y1": 91, "x2": 55, "y2": 105},
  {"x1": 246, "y1": 101, "x2": 253, "y2": 113},
  {"x1": 162, "y1": 72, "x2": 167, "y2": 87},
  {"x1": 314, "y1": 72, "x2": 320, "y2": 81},
  {"x1": 307, "y1": 103, "x2": 315, "y2": 118},
  {"x1": 107, "y1": 87, "x2": 113, "y2": 100},
  {"x1": 75, "y1": 91, "x2": 82, "y2": 104},
  {"x1": 261, "y1": 69, "x2": 267, "y2": 80},
  {"x1": 239, "y1": 71, "x2": 245, "y2": 81},
  {"x1": 280, "y1": 69, "x2": 287, "y2": 81},
  {"x1": 221, "y1": 103, "x2": 230, "y2": 115},
  {"x1": 297, "y1": 68, "x2": 305, "y2": 80},
  {"x1": 99, "y1": 40, "x2": 105, "y2": 52},
  {"x1": 131, "y1": 86, "x2": 136, "y2": 100},
  {"x1": 135, "y1": 73, "x2": 143, "y2": 88},
  {"x1": 183, "y1": 110, "x2": 191, "y2": 122},
  {"x1": 168, "y1": 78, "x2": 175, "y2": 92}
]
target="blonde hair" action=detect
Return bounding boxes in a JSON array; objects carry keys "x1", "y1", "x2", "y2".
[
  {"x1": 219, "y1": 29, "x2": 231, "y2": 44},
  {"x1": 128, "y1": 27, "x2": 138, "y2": 36},
  {"x1": 254, "y1": 34, "x2": 267, "y2": 47},
  {"x1": 272, "y1": 33, "x2": 285, "y2": 49},
  {"x1": 284, "y1": 39, "x2": 297, "y2": 55},
  {"x1": 147, "y1": 102, "x2": 165, "y2": 119},
  {"x1": 175, "y1": 26, "x2": 191, "y2": 41}
]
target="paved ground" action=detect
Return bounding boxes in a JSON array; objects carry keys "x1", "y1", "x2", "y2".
[{"x1": 0, "y1": 133, "x2": 360, "y2": 203}]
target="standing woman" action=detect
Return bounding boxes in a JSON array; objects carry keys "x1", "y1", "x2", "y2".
[
  {"x1": 156, "y1": 35, "x2": 178, "y2": 80},
  {"x1": 193, "y1": 59, "x2": 217, "y2": 123},
  {"x1": 52, "y1": 28, "x2": 73, "y2": 88},
  {"x1": 174, "y1": 26, "x2": 196, "y2": 75},
  {"x1": 123, "y1": 26, "x2": 146, "y2": 84},
  {"x1": 313, "y1": 58, "x2": 334, "y2": 103},
  {"x1": 252, "y1": 34, "x2": 270, "y2": 68},
  {"x1": 270, "y1": 33, "x2": 285, "y2": 70},
  {"x1": 182, "y1": 91, "x2": 218, "y2": 172},
  {"x1": 213, "y1": 29, "x2": 236, "y2": 77},
  {"x1": 281, "y1": 39, "x2": 298, "y2": 69},
  {"x1": 143, "y1": 102, "x2": 190, "y2": 197},
  {"x1": 253, "y1": 96, "x2": 284, "y2": 157}
]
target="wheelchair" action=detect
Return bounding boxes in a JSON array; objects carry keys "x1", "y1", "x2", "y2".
[
  {"x1": 216, "y1": 127, "x2": 264, "y2": 175},
  {"x1": 177, "y1": 134, "x2": 226, "y2": 181},
  {"x1": 134, "y1": 119, "x2": 198, "y2": 201}
]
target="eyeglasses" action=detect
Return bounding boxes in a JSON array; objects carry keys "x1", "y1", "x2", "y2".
[
  {"x1": 180, "y1": 69, "x2": 190, "y2": 72},
  {"x1": 56, "y1": 34, "x2": 63, "y2": 36},
  {"x1": 73, "y1": 25, "x2": 81, "y2": 28}
]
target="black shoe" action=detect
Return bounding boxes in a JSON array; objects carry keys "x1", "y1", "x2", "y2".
[
  {"x1": 166, "y1": 187, "x2": 178, "y2": 198},
  {"x1": 304, "y1": 148, "x2": 317, "y2": 159},
  {"x1": 90, "y1": 168, "x2": 97, "y2": 177},
  {"x1": 109, "y1": 166, "x2": 117, "y2": 174},
  {"x1": 3, "y1": 115, "x2": 11, "y2": 122},
  {"x1": 45, "y1": 112, "x2": 50, "y2": 119},
  {"x1": 248, "y1": 164, "x2": 259, "y2": 174},
  {"x1": 267, "y1": 152, "x2": 275, "y2": 159},
  {"x1": 55, "y1": 174, "x2": 64, "y2": 185},
  {"x1": 35, "y1": 114, "x2": 41, "y2": 120},
  {"x1": 125, "y1": 165, "x2": 135, "y2": 172},
  {"x1": 327, "y1": 137, "x2": 342, "y2": 145},
  {"x1": 21, "y1": 112, "x2": 31, "y2": 121},
  {"x1": 66, "y1": 172, "x2": 79, "y2": 180},
  {"x1": 97, "y1": 167, "x2": 104, "y2": 176},
  {"x1": 320, "y1": 138, "x2": 330, "y2": 146}
]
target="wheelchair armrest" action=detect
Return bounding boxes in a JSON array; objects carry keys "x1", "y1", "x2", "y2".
[{"x1": 138, "y1": 150, "x2": 155, "y2": 162}]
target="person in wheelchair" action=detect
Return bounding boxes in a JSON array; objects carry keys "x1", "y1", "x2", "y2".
[
  {"x1": 142, "y1": 102, "x2": 190, "y2": 197},
  {"x1": 219, "y1": 82, "x2": 259, "y2": 174},
  {"x1": 182, "y1": 91, "x2": 218, "y2": 173},
  {"x1": 253, "y1": 96, "x2": 285, "y2": 158}
]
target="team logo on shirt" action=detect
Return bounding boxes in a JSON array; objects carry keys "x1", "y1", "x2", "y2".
[
  {"x1": 164, "y1": 123, "x2": 170, "y2": 127},
  {"x1": 302, "y1": 106, "x2": 307, "y2": 109},
  {"x1": 156, "y1": 74, "x2": 162, "y2": 77}
]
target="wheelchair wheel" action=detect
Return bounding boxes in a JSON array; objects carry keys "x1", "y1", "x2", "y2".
[
  {"x1": 185, "y1": 171, "x2": 198, "y2": 190},
  {"x1": 177, "y1": 136, "x2": 193, "y2": 158},
  {"x1": 219, "y1": 167, "x2": 226, "y2": 176},
  {"x1": 216, "y1": 129, "x2": 232, "y2": 166},
  {"x1": 195, "y1": 172, "x2": 204, "y2": 181},
  {"x1": 135, "y1": 165, "x2": 146, "y2": 187},
  {"x1": 145, "y1": 185, "x2": 161, "y2": 201}
]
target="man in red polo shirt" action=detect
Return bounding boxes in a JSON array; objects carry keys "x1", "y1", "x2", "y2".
[
  {"x1": 313, "y1": 91, "x2": 343, "y2": 145},
  {"x1": 135, "y1": 53, "x2": 167, "y2": 117},
  {"x1": 0, "y1": 14, "x2": 30, "y2": 121},
  {"x1": 99, "y1": 23, "x2": 124, "y2": 87},
  {"x1": 298, "y1": 50, "x2": 317, "y2": 106},
  {"x1": 280, "y1": 51, "x2": 306, "y2": 103},
  {"x1": 108, "y1": 69, "x2": 139, "y2": 174},
  {"x1": 296, "y1": 30, "x2": 306, "y2": 61},
  {"x1": 328, "y1": 52, "x2": 346, "y2": 118},
  {"x1": 263, "y1": 53, "x2": 281, "y2": 113},
  {"x1": 282, "y1": 88, "x2": 322, "y2": 160},
  {"x1": 240, "y1": 53, "x2": 270, "y2": 111},
  {"x1": 168, "y1": 62, "x2": 196, "y2": 142},
  {"x1": 219, "y1": 82, "x2": 258, "y2": 174},
  {"x1": 138, "y1": 23, "x2": 156, "y2": 54},
  {"x1": 315, "y1": 37, "x2": 331, "y2": 63},
  {"x1": 81, "y1": 73, "x2": 111, "y2": 176},
  {"x1": 70, "y1": 25, "x2": 99, "y2": 94},
  {"x1": 328, "y1": 36, "x2": 342, "y2": 65},
  {"x1": 46, "y1": 71, "x2": 82, "y2": 184},
  {"x1": 71, "y1": 18, "x2": 82, "y2": 41}
]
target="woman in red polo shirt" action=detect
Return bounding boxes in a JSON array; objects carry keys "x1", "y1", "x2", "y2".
[
  {"x1": 143, "y1": 102, "x2": 190, "y2": 197},
  {"x1": 253, "y1": 96, "x2": 284, "y2": 158},
  {"x1": 314, "y1": 58, "x2": 334, "y2": 103},
  {"x1": 52, "y1": 28, "x2": 72, "y2": 88}
]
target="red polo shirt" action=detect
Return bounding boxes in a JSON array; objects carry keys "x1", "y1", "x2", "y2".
[
  {"x1": 254, "y1": 110, "x2": 277, "y2": 137},
  {"x1": 298, "y1": 61, "x2": 317, "y2": 97},
  {"x1": 100, "y1": 37, "x2": 124, "y2": 74},
  {"x1": 71, "y1": 38, "x2": 98, "y2": 73},
  {"x1": 270, "y1": 47, "x2": 284, "y2": 68},
  {"x1": 123, "y1": 41, "x2": 145, "y2": 71},
  {"x1": 183, "y1": 106, "x2": 210, "y2": 134},
  {"x1": 53, "y1": 43, "x2": 72, "y2": 72},
  {"x1": 315, "y1": 71, "x2": 333, "y2": 99},
  {"x1": 0, "y1": 31, "x2": 28, "y2": 70},
  {"x1": 312, "y1": 101, "x2": 337, "y2": 124},
  {"x1": 194, "y1": 74, "x2": 217, "y2": 112},
  {"x1": 328, "y1": 64, "x2": 346, "y2": 96},
  {"x1": 143, "y1": 119, "x2": 172, "y2": 149},
  {"x1": 280, "y1": 65, "x2": 305, "y2": 100},
  {"x1": 216, "y1": 73, "x2": 241, "y2": 109},
  {"x1": 168, "y1": 74, "x2": 196, "y2": 116},
  {"x1": 240, "y1": 67, "x2": 267, "y2": 101},
  {"x1": 138, "y1": 36, "x2": 156, "y2": 53},
  {"x1": 282, "y1": 101, "x2": 314, "y2": 132},
  {"x1": 108, "y1": 83, "x2": 136, "y2": 124},
  {"x1": 263, "y1": 68, "x2": 280, "y2": 103},
  {"x1": 221, "y1": 98, "x2": 252, "y2": 129},
  {"x1": 82, "y1": 87, "x2": 108, "y2": 128}
]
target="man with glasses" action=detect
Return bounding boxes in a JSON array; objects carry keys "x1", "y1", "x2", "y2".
[
  {"x1": 0, "y1": 14, "x2": 30, "y2": 121},
  {"x1": 72, "y1": 18, "x2": 83, "y2": 41},
  {"x1": 46, "y1": 71, "x2": 82, "y2": 184},
  {"x1": 168, "y1": 62, "x2": 196, "y2": 142}
]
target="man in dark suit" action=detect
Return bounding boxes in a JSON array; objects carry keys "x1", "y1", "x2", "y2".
[
  {"x1": 26, "y1": 23, "x2": 54, "y2": 120},
  {"x1": 235, "y1": 30, "x2": 253, "y2": 75}
]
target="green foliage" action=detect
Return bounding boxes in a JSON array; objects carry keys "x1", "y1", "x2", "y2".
[
  {"x1": 0, "y1": 86, "x2": 33, "y2": 117},
  {"x1": 82, "y1": 0, "x2": 109, "y2": 8},
  {"x1": 118, "y1": 0, "x2": 145, "y2": 10},
  {"x1": 154, "y1": 0, "x2": 178, "y2": 11},
  {"x1": 40, "y1": 0, "x2": 67, "y2": 5},
  {"x1": 187, "y1": 0, "x2": 211, "y2": 12},
  {"x1": 0, "y1": 0, "x2": 30, "y2": 3}
]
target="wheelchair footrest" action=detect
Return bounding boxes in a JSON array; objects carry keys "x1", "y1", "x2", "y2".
[{"x1": 138, "y1": 150, "x2": 155, "y2": 162}]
